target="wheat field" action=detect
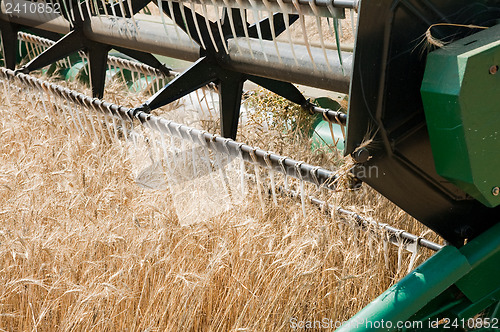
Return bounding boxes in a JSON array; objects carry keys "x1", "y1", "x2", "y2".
[{"x1": 0, "y1": 72, "x2": 443, "y2": 332}]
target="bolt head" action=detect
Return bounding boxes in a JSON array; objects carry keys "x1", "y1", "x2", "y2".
[
  {"x1": 490, "y1": 65, "x2": 499, "y2": 75},
  {"x1": 353, "y1": 148, "x2": 370, "y2": 163},
  {"x1": 492, "y1": 187, "x2": 500, "y2": 196}
]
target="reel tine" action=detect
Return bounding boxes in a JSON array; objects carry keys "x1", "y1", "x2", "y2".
[
  {"x1": 76, "y1": 103, "x2": 90, "y2": 137},
  {"x1": 130, "y1": 116, "x2": 139, "y2": 148},
  {"x1": 166, "y1": 0, "x2": 186, "y2": 44},
  {"x1": 249, "y1": 148, "x2": 265, "y2": 213},
  {"x1": 210, "y1": 138, "x2": 232, "y2": 198},
  {"x1": 32, "y1": 40, "x2": 42, "y2": 58},
  {"x1": 292, "y1": 0, "x2": 317, "y2": 70},
  {"x1": 325, "y1": 17, "x2": 343, "y2": 71},
  {"x1": 92, "y1": 102, "x2": 109, "y2": 143},
  {"x1": 279, "y1": 156, "x2": 289, "y2": 192},
  {"x1": 100, "y1": 0, "x2": 109, "y2": 18},
  {"x1": 17, "y1": 37, "x2": 22, "y2": 63},
  {"x1": 383, "y1": 229, "x2": 390, "y2": 270},
  {"x1": 39, "y1": 87, "x2": 52, "y2": 119},
  {"x1": 100, "y1": 110, "x2": 114, "y2": 143},
  {"x1": 188, "y1": 131, "x2": 199, "y2": 179},
  {"x1": 75, "y1": 1, "x2": 85, "y2": 23},
  {"x1": 145, "y1": 121, "x2": 162, "y2": 164},
  {"x1": 179, "y1": 3, "x2": 197, "y2": 48},
  {"x1": 66, "y1": 99, "x2": 81, "y2": 136},
  {"x1": 222, "y1": 2, "x2": 243, "y2": 55},
  {"x1": 126, "y1": 0, "x2": 140, "y2": 33},
  {"x1": 309, "y1": 3, "x2": 331, "y2": 71},
  {"x1": 110, "y1": 114, "x2": 121, "y2": 143},
  {"x1": 196, "y1": 131, "x2": 216, "y2": 189},
  {"x1": 25, "y1": 41, "x2": 34, "y2": 61},
  {"x1": 264, "y1": 152, "x2": 278, "y2": 205},
  {"x1": 276, "y1": 0, "x2": 298, "y2": 65},
  {"x1": 192, "y1": 89, "x2": 204, "y2": 118},
  {"x1": 157, "y1": 122, "x2": 173, "y2": 174},
  {"x1": 200, "y1": 3, "x2": 219, "y2": 53},
  {"x1": 58, "y1": 0, "x2": 75, "y2": 27},
  {"x1": 2, "y1": 77, "x2": 11, "y2": 107},
  {"x1": 235, "y1": 143, "x2": 247, "y2": 197},
  {"x1": 262, "y1": 0, "x2": 283, "y2": 63},
  {"x1": 83, "y1": 0, "x2": 93, "y2": 20},
  {"x1": 180, "y1": 129, "x2": 188, "y2": 167},
  {"x1": 248, "y1": 2, "x2": 268, "y2": 62},
  {"x1": 190, "y1": 2, "x2": 207, "y2": 50},
  {"x1": 295, "y1": 162, "x2": 307, "y2": 218},
  {"x1": 66, "y1": 96, "x2": 85, "y2": 134},
  {"x1": 235, "y1": 0, "x2": 255, "y2": 59},
  {"x1": 157, "y1": 0, "x2": 173, "y2": 44},
  {"x1": 407, "y1": 238, "x2": 420, "y2": 273},
  {"x1": 397, "y1": 233, "x2": 404, "y2": 275},
  {"x1": 325, "y1": 3, "x2": 345, "y2": 70},
  {"x1": 79, "y1": 52, "x2": 89, "y2": 76},
  {"x1": 65, "y1": 52, "x2": 73, "y2": 70},
  {"x1": 117, "y1": 0, "x2": 127, "y2": 18},
  {"x1": 92, "y1": 0, "x2": 101, "y2": 20},
  {"x1": 211, "y1": 0, "x2": 229, "y2": 54}
]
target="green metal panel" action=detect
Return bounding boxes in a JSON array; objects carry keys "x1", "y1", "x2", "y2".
[
  {"x1": 337, "y1": 222, "x2": 500, "y2": 331},
  {"x1": 421, "y1": 25, "x2": 500, "y2": 207},
  {"x1": 455, "y1": 225, "x2": 500, "y2": 303}
]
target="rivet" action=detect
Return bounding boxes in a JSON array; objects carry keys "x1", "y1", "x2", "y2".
[
  {"x1": 492, "y1": 187, "x2": 500, "y2": 196},
  {"x1": 490, "y1": 65, "x2": 499, "y2": 75}
]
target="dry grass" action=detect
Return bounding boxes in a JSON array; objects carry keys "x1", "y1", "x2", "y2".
[{"x1": 0, "y1": 75, "x2": 442, "y2": 331}]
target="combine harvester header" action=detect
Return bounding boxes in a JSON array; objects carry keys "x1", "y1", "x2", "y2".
[{"x1": 1, "y1": 0, "x2": 499, "y2": 330}]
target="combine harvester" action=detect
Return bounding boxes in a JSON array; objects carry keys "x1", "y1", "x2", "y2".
[{"x1": 1, "y1": 0, "x2": 499, "y2": 330}]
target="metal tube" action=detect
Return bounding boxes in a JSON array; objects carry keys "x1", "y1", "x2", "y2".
[
  {"x1": 0, "y1": 1, "x2": 70, "y2": 34},
  {"x1": 227, "y1": 38, "x2": 353, "y2": 93},
  {"x1": 169, "y1": 0, "x2": 353, "y2": 16},
  {"x1": 310, "y1": 105, "x2": 347, "y2": 125},
  {"x1": 0, "y1": 67, "x2": 338, "y2": 190},
  {"x1": 85, "y1": 17, "x2": 201, "y2": 62},
  {"x1": 140, "y1": 114, "x2": 338, "y2": 189},
  {"x1": 281, "y1": 187, "x2": 443, "y2": 252},
  {"x1": 1, "y1": 4, "x2": 353, "y2": 94}
]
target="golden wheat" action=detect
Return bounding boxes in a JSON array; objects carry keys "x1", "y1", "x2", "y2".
[{"x1": 0, "y1": 77, "x2": 439, "y2": 331}]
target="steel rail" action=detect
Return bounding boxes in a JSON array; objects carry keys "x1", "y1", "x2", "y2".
[
  {"x1": 280, "y1": 187, "x2": 443, "y2": 252},
  {"x1": 311, "y1": 105, "x2": 347, "y2": 125},
  {"x1": 17, "y1": 31, "x2": 176, "y2": 78},
  {"x1": 0, "y1": 67, "x2": 338, "y2": 189},
  {"x1": 168, "y1": 0, "x2": 358, "y2": 17},
  {"x1": 0, "y1": 2, "x2": 353, "y2": 94}
]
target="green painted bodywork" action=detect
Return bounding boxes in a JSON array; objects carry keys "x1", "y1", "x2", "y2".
[
  {"x1": 311, "y1": 119, "x2": 345, "y2": 151},
  {"x1": 336, "y1": 27, "x2": 500, "y2": 331},
  {"x1": 421, "y1": 25, "x2": 500, "y2": 207},
  {"x1": 337, "y1": 222, "x2": 500, "y2": 331}
]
